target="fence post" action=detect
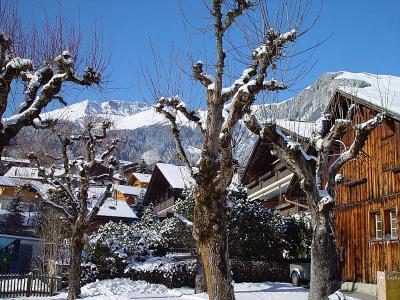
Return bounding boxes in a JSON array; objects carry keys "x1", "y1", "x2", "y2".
[{"x1": 26, "y1": 272, "x2": 32, "y2": 297}]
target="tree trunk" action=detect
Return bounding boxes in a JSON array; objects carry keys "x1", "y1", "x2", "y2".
[
  {"x1": 68, "y1": 229, "x2": 84, "y2": 300},
  {"x1": 309, "y1": 208, "x2": 339, "y2": 300},
  {"x1": 195, "y1": 252, "x2": 207, "y2": 293},
  {"x1": 194, "y1": 186, "x2": 235, "y2": 300}
]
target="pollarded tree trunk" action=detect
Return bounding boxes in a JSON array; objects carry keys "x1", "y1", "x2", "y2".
[
  {"x1": 194, "y1": 185, "x2": 235, "y2": 300},
  {"x1": 309, "y1": 205, "x2": 339, "y2": 300},
  {"x1": 68, "y1": 228, "x2": 84, "y2": 300}
]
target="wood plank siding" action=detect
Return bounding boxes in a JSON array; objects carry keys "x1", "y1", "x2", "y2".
[{"x1": 334, "y1": 96, "x2": 400, "y2": 284}]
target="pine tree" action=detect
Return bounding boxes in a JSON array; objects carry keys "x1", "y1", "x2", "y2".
[{"x1": 5, "y1": 193, "x2": 25, "y2": 234}]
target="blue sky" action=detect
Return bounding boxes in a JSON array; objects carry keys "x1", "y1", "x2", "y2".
[{"x1": 17, "y1": 0, "x2": 400, "y2": 108}]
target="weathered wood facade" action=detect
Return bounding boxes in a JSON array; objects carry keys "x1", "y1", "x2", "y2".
[{"x1": 331, "y1": 91, "x2": 400, "y2": 284}]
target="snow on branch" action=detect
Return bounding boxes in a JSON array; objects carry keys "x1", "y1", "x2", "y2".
[
  {"x1": 192, "y1": 61, "x2": 214, "y2": 88},
  {"x1": 0, "y1": 49, "x2": 102, "y2": 152},
  {"x1": 156, "y1": 97, "x2": 195, "y2": 174},
  {"x1": 218, "y1": 27, "x2": 296, "y2": 140},
  {"x1": 157, "y1": 96, "x2": 204, "y2": 133}
]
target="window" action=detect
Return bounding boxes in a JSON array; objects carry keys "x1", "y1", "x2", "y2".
[
  {"x1": 390, "y1": 210, "x2": 398, "y2": 239},
  {"x1": 375, "y1": 214, "x2": 383, "y2": 240},
  {"x1": 384, "y1": 209, "x2": 398, "y2": 239}
]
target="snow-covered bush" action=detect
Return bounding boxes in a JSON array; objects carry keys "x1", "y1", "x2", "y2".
[
  {"x1": 227, "y1": 198, "x2": 287, "y2": 260},
  {"x1": 161, "y1": 189, "x2": 196, "y2": 253},
  {"x1": 126, "y1": 257, "x2": 196, "y2": 288},
  {"x1": 162, "y1": 185, "x2": 311, "y2": 261}
]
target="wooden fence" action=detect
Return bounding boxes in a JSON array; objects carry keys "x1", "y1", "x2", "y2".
[{"x1": 0, "y1": 272, "x2": 58, "y2": 298}]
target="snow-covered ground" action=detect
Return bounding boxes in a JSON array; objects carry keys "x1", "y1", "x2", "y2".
[{"x1": 14, "y1": 278, "x2": 362, "y2": 300}]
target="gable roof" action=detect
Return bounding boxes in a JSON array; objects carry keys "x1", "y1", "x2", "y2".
[
  {"x1": 333, "y1": 72, "x2": 400, "y2": 118},
  {"x1": 0, "y1": 176, "x2": 52, "y2": 194},
  {"x1": 3, "y1": 166, "x2": 65, "y2": 180},
  {"x1": 114, "y1": 184, "x2": 146, "y2": 196},
  {"x1": 131, "y1": 172, "x2": 151, "y2": 183},
  {"x1": 155, "y1": 163, "x2": 194, "y2": 189},
  {"x1": 91, "y1": 198, "x2": 138, "y2": 220}
]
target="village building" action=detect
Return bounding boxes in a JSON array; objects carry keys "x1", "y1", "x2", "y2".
[
  {"x1": 144, "y1": 163, "x2": 194, "y2": 217},
  {"x1": 0, "y1": 176, "x2": 52, "y2": 227},
  {"x1": 113, "y1": 184, "x2": 146, "y2": 205},
  {"x1": 241, "y1": 120, "x2": 314, "y2": 215},
  {"x1": 127, "y1": 172, "x2": 151, "y2": 188},
  {"x1": 328, "y1": 89, "x2": 400, "y2": 286}
]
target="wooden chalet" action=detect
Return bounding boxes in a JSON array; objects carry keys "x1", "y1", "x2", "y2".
[
  {"x1": 329, "y1": 89, "x2": 400, "y2": 285},
  {"x1": 127, "y1": 172, "x2": 151, "y2": 188},
  {"x1": 113, "y1": 184, "x2": 146, "y2": 205},
  {"x1": 144, "y1": 163, "x2": 194, "y2": 217},
  {"x1": 87, "y1": 186, "x2": 138, "y2": 230},
  {"x1": 0, "y1": 176, "x2": 51, "y2": 226},
  {"x1": 113, "y1": 160, "x2": 139, "y2": 185},
  {"x1": 241, "y1": 121, "x2": 314, "y2": 215}
]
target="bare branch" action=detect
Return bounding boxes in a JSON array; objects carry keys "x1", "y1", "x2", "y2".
[{"x1": 222, "y1": 0, "x2": 251, "y2": 33}]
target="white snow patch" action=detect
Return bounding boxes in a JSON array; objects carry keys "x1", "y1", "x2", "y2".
[
  {"x1": 18, "y1": 280, "x2": 364, "y2": 300},
  {"x1": 335, "y1": 71, "x2": 400, "y2": 116}
]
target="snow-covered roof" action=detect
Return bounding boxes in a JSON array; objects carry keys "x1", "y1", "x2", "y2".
[
  {"x1": 131, "y1": 173, "x2": 151, "y2": 183},
  {"x1": 93, "y1": 199, "x2": 138, "y2": 219},
  {"x1": 275, "y1": 119, "x2": 314, "y2": 138},
  {"x1": 3, "y1": 166, "x2": 64, "y2": 180},
  {"x1": 114, "y1": 184, "x2": 146, "y2": 196},
  {"x1": 156, "y1": 163, "x2": 194, "y2": 189},
  {"x1": 334, "y1": 72, "x2": 400, "y2": 117},
  {"x1": 1, "y1": 156, "x2": 30, "y2": 164},
  {"x1": 0, "y1": 176, "x2": 52, "y2": 193}
]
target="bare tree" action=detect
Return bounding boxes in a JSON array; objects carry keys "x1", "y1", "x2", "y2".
[
  {"x1": 245, "y1": 98, "x2": 385, "y2": 299},
  {"x1": 28, "y1": 120, "x2": 118, "y2": 300},
  {"x1": 0, "y1": 1, "x2": 107, "y2": 155},
  {"x1": 154, "y1": 1, "x2": 315, "y2": 299}
]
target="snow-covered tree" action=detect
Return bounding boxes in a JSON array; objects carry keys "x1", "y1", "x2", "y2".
[
  {"x1": 154, "y1": 1, "x2": 314, "y2": 298},
  {"x1": 0, "y1": 2, "x2": 105, "y2": 156},
  {"x1": 28, "y1": 120, "x2": 118, "y2": 300},
  {"x1": 245, "y1": 103, "x2": 385, "y2": 299}
]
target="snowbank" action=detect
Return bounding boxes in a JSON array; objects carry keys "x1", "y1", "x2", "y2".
[{"x1": 16, "y1": 279, "x2": 364, "y2": 300}]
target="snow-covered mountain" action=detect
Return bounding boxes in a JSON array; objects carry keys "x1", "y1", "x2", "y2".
[
  {"x1": 18, "y1": 71, "x2": 398, "y2": 165},
  {"x1": 42, "y1": 100, "x2": 151, "y2": 124}
]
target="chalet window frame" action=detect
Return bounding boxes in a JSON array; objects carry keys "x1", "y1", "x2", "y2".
[
  {"x1": 375, "y1": 213, "x2": 383, "y2": 240},
  {"x1": 390, "y1": 210, "x2": 398, "y2": 239}
]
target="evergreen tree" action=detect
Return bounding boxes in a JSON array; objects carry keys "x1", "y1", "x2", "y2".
[
  {"x1": 137, "y1": 159, "x2": 149, "y2": 174},
  {"x1": 131, "y1": 193, "x2": 146, "y2": 220},
  {"x1": 5, "y1": 193, "x2": 25, "y2": 234}
]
